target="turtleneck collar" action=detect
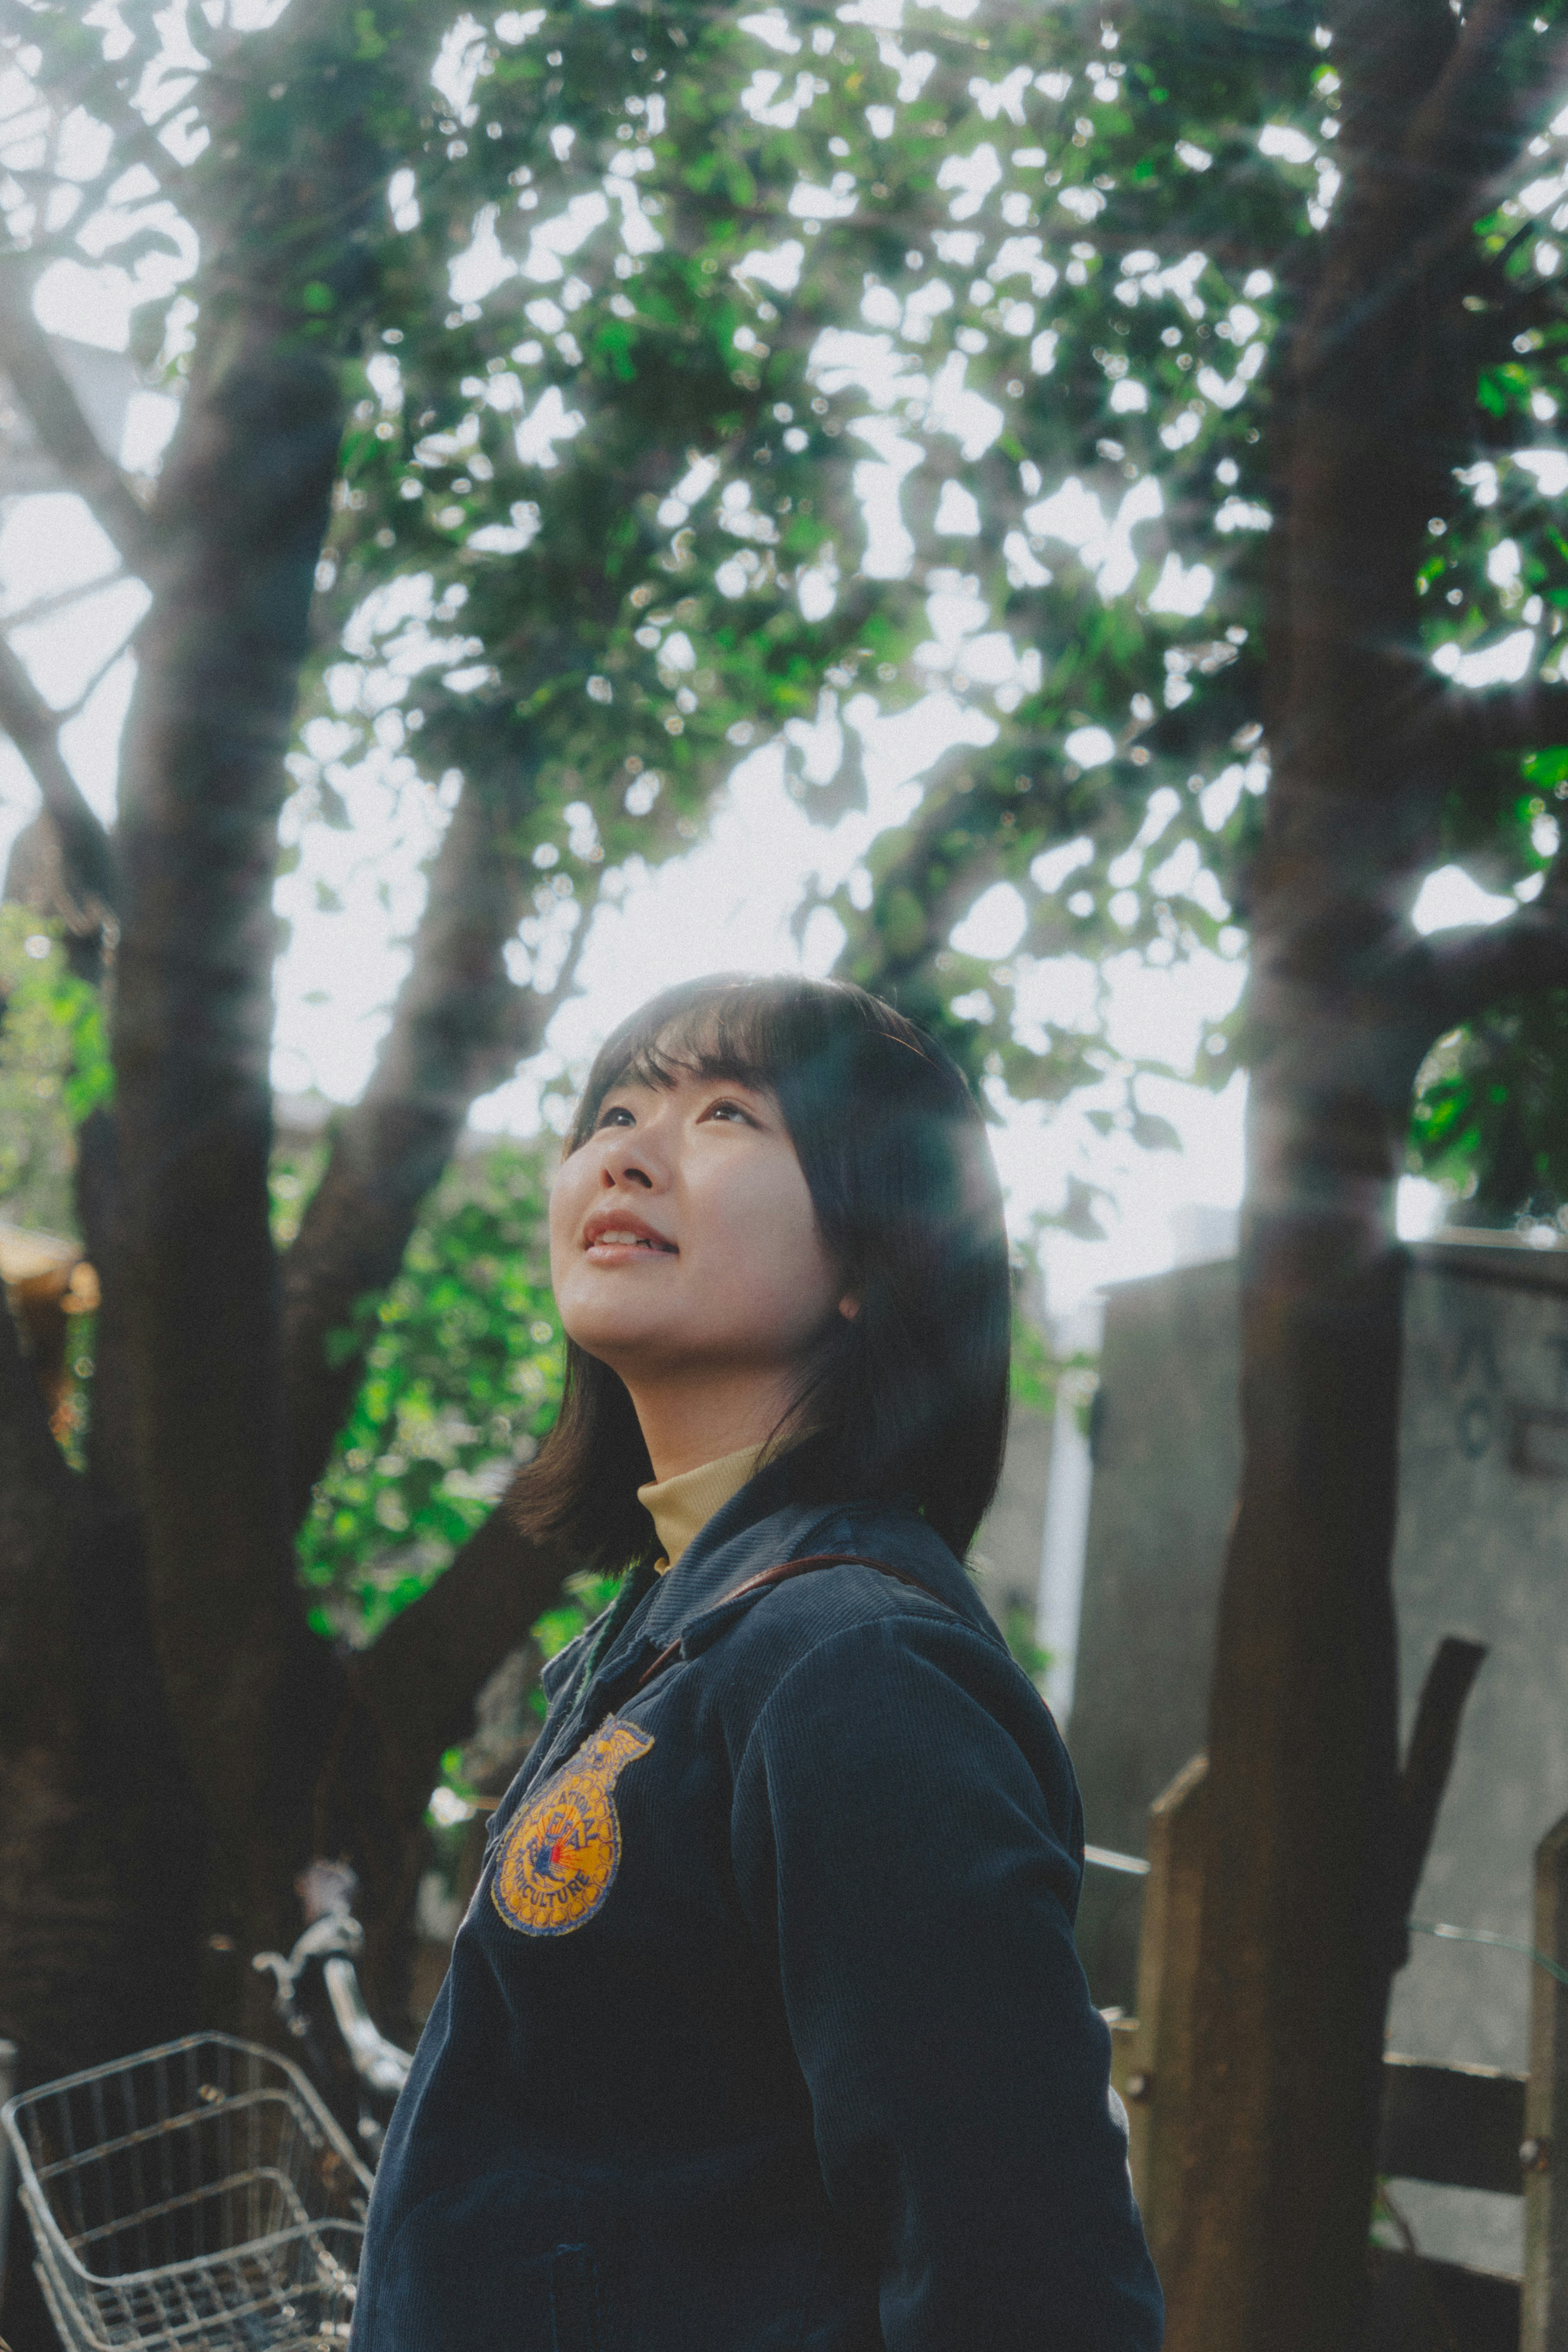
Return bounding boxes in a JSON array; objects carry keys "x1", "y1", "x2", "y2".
[{"x1": 637, "y1": 1445, "x2": 769, "y2": 1573}]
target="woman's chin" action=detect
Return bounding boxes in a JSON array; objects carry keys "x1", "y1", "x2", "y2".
[{"x1": 559, "y1": 1314, "x2": 666, "y2": 1375}]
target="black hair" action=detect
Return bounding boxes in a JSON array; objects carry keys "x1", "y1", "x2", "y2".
[{"x1": 510, "y1": 973, "x2": 1011, "y2": 1565}]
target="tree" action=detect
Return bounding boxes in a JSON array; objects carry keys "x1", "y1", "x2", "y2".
[
  {"x1": 0, "y1": 0, "x2": 971, "y2": 2214},
  {"x1": 10, "y1": 0, "x2": 1568, "y2": 2345}
]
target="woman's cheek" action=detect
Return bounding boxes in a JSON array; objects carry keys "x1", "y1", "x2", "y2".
[{"x1": 546, "y1": 1168, "x2": 586, "y2": 1299}]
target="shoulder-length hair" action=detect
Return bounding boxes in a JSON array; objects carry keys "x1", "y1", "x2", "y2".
[{"x1": 510, "y1": 973, "x2": 1011, "y2": 1566}]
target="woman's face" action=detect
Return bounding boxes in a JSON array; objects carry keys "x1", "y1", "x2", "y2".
[{"x1": 550, "y1": 1064, "x2": 850, "y2": 1394}]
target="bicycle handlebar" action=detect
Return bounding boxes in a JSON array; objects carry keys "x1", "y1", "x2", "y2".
[
  {"x1": 321, "y1": 1958, "x2": 412, "y2": 2098},
  {"x1": 253, "y1": 1903, "x2": 413, "y2": 2118}
]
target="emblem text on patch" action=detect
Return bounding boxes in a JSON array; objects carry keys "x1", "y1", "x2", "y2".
[{"x1": 491, "y1": 1718, "x2": 655, "y2": 1936}]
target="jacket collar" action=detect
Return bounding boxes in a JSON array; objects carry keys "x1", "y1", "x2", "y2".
[
  {"x1": 530, "y1": 1454, "x2": 830, "y2": 1720},
  {"x1": 597, "y1": 1450, "x2": 840, "y2": 1672},
  {"x1": 590, "y1": 1451, "x2": 999, "y2": 1701},
  {"x1": 511, "y1": 1457, "x2": 998, "y2": 1816}
]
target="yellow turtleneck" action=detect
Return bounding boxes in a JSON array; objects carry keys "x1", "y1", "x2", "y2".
[{"x1": 637, "y1": 1443, "x2": 767, "y2": 1573}]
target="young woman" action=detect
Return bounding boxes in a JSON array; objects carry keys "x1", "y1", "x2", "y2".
[{"x1": 351, "y1": 973, "x2": 1163, "y2": 2352}]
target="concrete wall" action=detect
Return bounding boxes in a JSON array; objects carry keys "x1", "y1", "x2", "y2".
[
  {"x1": 1069, "y1": 1234, "x2": 1568, "y2": 2087},
  {"x1": 1067, "y1": 1257, "x2": 1241, "y2": 2009},
  {"x1": 1390, "y1": 1240, "x2": 1568, "y2": 2078}
]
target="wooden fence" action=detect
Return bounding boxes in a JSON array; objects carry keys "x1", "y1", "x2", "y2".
[{"x1": 1105, "y1": 1761, "x2": 1568, "y2": 2350}]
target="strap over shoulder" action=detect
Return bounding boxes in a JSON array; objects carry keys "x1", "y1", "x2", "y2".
[{"x1": 628, "y1": 1550, "x2": 957, "y2": 1697}]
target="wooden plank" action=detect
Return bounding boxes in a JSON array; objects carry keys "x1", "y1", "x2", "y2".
[
  {"x1": 1127, "y1": 1752, "x2": 1207, "y2": 2270},
  {"x1": 1523, "y1": 1809, "x2": 1568, "y2": 2351},
  {"x1": 1366, "y1": 2248, "x2": 1521, "y2": 2352},
  {"x1": 1107, "y1": 2012, "x2": 1138, "y2": 2082},
  {"x1": 1379, "y1": 2053, "x2": 1526, "y2": 2196}
]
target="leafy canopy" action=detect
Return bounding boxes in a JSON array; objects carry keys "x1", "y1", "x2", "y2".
[{"x1": 14, "y1": 0, "x2": 1568, "y2": 1266}]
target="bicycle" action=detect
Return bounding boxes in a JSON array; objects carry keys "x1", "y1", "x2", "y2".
[
  {"x1": 2, "y1": 1866, "x2": 415, "y2": 2350},
  {"x1": 250, "y1": 1862, "x2": 414, "y2": 2169}
]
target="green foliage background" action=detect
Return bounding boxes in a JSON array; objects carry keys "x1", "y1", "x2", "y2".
[
  {"x1": 286, "y1": 1135, "x2": 566, "y2": 1642},
  {"x1": 17, "y1": 0, "x2": 1568, "y2": 1249},
  {"x1": 0, "y1": 910, "x2": 111, "y2": 1239}
]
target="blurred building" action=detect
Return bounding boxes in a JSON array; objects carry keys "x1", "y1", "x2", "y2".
[{"x1": 1069, "y1": 1230, "x2": 1568, "y2": 2080}]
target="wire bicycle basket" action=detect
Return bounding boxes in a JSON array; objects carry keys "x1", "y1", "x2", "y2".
[{"x1": 2, "y1": 2034, "x2": 373, "y2": 2350}]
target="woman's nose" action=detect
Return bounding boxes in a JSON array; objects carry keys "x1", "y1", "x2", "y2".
[{"x1": 601, "y1": 1123, "x2": 668, "y2": 1190}]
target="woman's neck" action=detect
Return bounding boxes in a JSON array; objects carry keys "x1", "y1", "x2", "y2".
[{"x1": 624, "y1": 1365, "x2": 800, "y2": 1483}]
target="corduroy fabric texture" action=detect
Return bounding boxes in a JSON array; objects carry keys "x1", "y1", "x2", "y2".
[{"x1": 350, "y1": 1456, "x2": 1164, "y2": 2352}]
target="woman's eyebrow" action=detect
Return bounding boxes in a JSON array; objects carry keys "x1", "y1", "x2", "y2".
[{"x1": 699, "y1": 1077, "x2": 776, "y2": 1111}]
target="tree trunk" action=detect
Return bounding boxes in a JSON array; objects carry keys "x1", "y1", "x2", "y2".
[
  {"x1": 0, "y1": 1270, "x2": 204, "y2": 2070},
  {"x1": 111, "y1": 315, "x2": 348, "y2": 1999},
  {"x1": 1151, "y1": 19, "x2": 1526, "y2": 2327},
  {"x1": 1160, "y1": 1045, "x2": 1409, "y2": 2349}
]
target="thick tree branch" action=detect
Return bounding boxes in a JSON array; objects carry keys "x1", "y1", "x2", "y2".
[
  {"x1": 280, "y1": 778, "x2": 590, "y2": 1525},
  {"x1": 0, "y1": 634, "x2": 118, "y2": 925},
  {"x1": 343, "y1": 1503, "x2": 569, "y2": 1833},
  {"x1": 1414, "y1": 674, "x2": 1568, "y2": 759},
  {"x1": 1402, "y1": 12, "x2": 1568, "y2": 276},
  {"x1": 1297, "y1": 9, "x2": 1568, "y2": 416},
  {"x1": 1393, "y1": 895, "x2": 1568, "y2": 1038},
  {"x1": 0, "y1": 1245, "x2": 210, "y2": 2102},
  {"x1": 1332, "y1": 0, "x2": 1455, "y2": 170},
  {"x1": 1403, "y1": 0, "x2": 1539, "y2": 185},
  {"x1": 0, "y1": 268, "x2": 154, "y2": 575}
]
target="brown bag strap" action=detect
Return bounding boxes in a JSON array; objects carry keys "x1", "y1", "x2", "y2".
[{"x1": 628, "y1": 1551, "x2": 953, "y2": 1697}]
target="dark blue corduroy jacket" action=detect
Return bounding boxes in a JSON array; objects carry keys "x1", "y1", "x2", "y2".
[{"x1": 350, "y1": 1458, "x2": 1164, "y2": 2351}]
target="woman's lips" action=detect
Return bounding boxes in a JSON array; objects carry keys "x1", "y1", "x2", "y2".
[{"x1": 582, "y1": 1216, "x2": 677, "y2": 1256}]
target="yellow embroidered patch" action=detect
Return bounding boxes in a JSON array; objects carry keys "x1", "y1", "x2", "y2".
[{"x1": 491, "y1": 1718, "x2": 655, "y2": 1937}]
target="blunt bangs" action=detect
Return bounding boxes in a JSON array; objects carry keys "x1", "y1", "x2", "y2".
[
  {"x1": 567, "y1": 976, "x2": 906, "y2": 1149},
  {"x1": 514, "y1": 975, "x2": 1011, "y2": 1568}
]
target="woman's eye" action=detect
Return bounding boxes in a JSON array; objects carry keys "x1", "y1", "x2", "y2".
[
  {"x1": 704, "y1": 1099, "x2": 756, "y2": 1126},
  {"x1": 597, "y1": 1105, "x2": 635, "y2": 1130}
]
